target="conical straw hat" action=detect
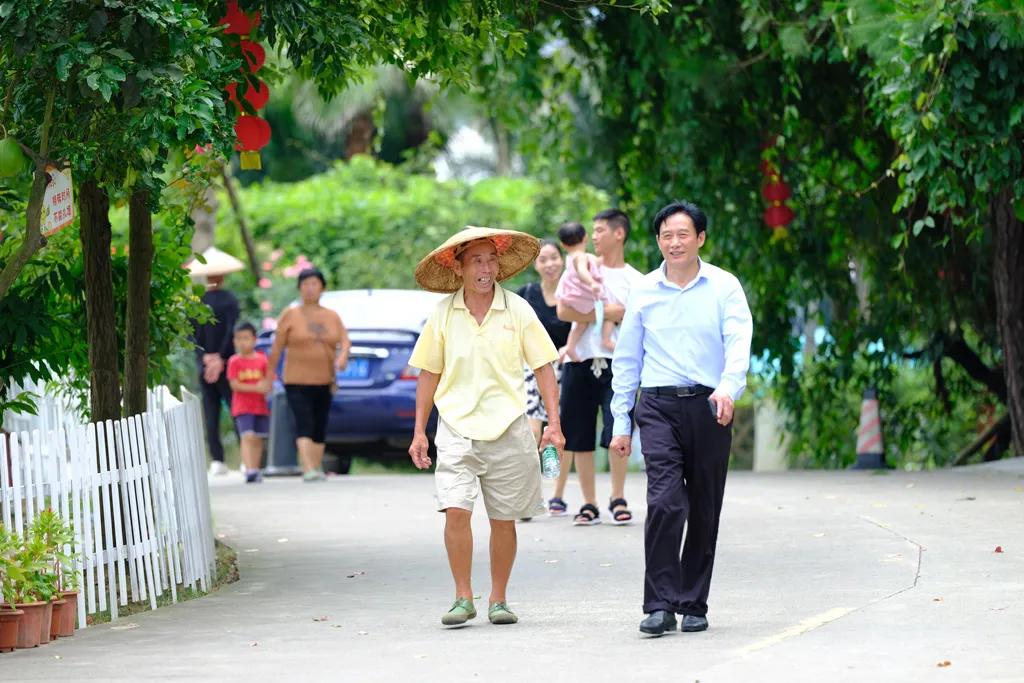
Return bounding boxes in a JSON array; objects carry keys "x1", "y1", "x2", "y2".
[
  {"x1": 414, "y1": 226, "x2": 540, "y2": 293},
  {"x1": 186, "y1": 246, "x2": 245, "y2": 277}
]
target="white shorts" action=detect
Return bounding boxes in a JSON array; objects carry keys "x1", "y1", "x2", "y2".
[{"x1": 434, "y1": 415, "x2": 545, "y2": 521}]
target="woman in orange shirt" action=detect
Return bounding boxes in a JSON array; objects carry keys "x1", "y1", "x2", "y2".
[{"x1": 267, "y1": 268, "x2": 351, "y2": 482}]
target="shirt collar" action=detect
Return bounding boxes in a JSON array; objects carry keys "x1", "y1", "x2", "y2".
[
  {"x1": 657, "y1": 258, "x2": 707, "y2": 291},
  {"x1": 453, "y1": 284, "x2": 507, "y2": 311}
]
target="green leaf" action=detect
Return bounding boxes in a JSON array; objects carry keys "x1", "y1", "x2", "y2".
[
  {"x1": 1011, "y1": 103, "x2": 1023, "y2": 128},
  {"x1": 107, "y1": 48, "x2": 134, "y2": 61},
  {"x1": 779, "y1": 26, "x2": 810, "y2": 58},
  {"x1": 102, "y1": 64, "x2": 126, "y2": 82},
  {"x1": 55, "y1": 53, "x2": 73, "y2": 81}
]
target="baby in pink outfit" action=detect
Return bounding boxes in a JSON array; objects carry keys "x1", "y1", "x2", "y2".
[{"x1": 555, "y1": 222, "x2": 615, "y2": 362}]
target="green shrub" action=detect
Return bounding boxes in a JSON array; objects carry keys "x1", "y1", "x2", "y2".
[{"x1": 215, "y1": 157, "x2": 611, "y2": 297}]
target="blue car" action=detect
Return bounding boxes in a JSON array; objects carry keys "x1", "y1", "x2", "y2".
[{"x1": 257, "y1": 288, "x2": 444, "y2": 473}]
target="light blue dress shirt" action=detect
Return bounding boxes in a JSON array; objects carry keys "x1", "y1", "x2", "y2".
[{"x1": 610, "y1": 259, "x2": 753, "y2": 436}]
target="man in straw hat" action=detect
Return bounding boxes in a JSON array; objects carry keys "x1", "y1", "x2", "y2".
[
  {"x1": 408, "y1": 226, "x2": 565, "y2": 627},
  {"x1": 187, "y1": 247, "x2": 244, "y2": 476}
]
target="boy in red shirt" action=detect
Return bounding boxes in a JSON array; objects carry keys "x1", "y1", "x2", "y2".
[{"x1": 227, "y1": 322, "x2": 272, "y2": 483}]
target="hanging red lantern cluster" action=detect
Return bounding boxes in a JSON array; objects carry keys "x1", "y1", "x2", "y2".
[
  {"x1": 759, "y1": 138, "x2": 793, "y2": 240},
  {"x1": 220, "y1": 1, "x2": 270, "y2": 171}
]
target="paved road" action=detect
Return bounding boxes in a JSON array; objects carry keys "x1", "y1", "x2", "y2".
[{"x1": 6, "y1": 461, "x2": 1023, "y2": 682}]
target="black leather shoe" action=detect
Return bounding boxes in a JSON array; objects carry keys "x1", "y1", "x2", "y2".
[
  {"x1": 639, "y1": 610, "x2": 677, "y2": 636},
  {"x1": 681, "y1": 614, "x2": 709, "y2": 632}
]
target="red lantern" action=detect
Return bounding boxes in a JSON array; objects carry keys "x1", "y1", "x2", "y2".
[
  {"x1": 235, "y1": 115, "x2": 271, "y2": 170},
  {"x1": 226, "y1": 80, "x2": 270, "y2": 111},
  {"x1": 240, "y1": 40, "x2": 266, "y2": 72},
  {"x1": 763, "y1": 205, "x2": 795, "y2": 228},
  {"x1": 235, "y1": 115, "x2": 270, "y2": 149},
  {"x1": 219, "y1": 1, "x2": 253, "y2": 35},
  {"x1": 761, "y1": 181, "x2": 791, "y2": 203}
]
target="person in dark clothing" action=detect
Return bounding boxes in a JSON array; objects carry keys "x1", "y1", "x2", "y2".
[
  {"x1": 193, "y1": 273, "x2": 240, "y2": 475},
  {"x1": 517, "y1": 237, "x2": 572, "y2": 516}
]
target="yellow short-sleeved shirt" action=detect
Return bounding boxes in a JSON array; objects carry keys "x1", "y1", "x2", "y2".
[{"x1": 409, "y1": 284, "x2": 559, "y2": 441}]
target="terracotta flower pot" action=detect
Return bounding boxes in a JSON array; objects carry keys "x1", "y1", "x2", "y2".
[
  {"x1": 49, "y1": 599, "x2": 67, "y2": 639},
  {"x1": 13, "y1": 601, "x2": 45, "y2": 648},
  {"x1": 38, "y1": 600, "x2": 53, "y2": 644},
  {"x1": 58, "y1": 591, "x2": 79, "y2": 637},
  {"x1": 0, "y1": 608, "x2": 23, "y2": 653}
]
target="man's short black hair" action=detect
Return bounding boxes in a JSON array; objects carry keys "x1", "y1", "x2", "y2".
[
  {"x1": 593, "y1": 208, "x2": 631, "y2": 240},
  {"x1": 651, "y1": 200, "x2": 708, "y2": 237},
  {"x1": 234, "y1": 321, "x2": 257, "y2": 336},
  {"x1": 557, "y1": 221, "x2": 586, "y2": 247},
  {"x1": 297, "y1": 267, "x2": 326, "y2": 288}
]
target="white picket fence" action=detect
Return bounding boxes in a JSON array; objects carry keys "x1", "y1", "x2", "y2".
[{"x1": 0, "y1": 385, "x2": 215, "y2": 628}]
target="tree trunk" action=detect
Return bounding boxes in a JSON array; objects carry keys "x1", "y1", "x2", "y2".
[
  {"x1": 123, "y1": 190, "x2": 153, "y2": 417},
  {"x1": 345, "y1": 113, "x2": 375, "y2": 158},
  {"x1": 78, "y1": 179, "x2": 121, "y2": 422},
  {"x1": 490, "y1": 118, "x2": 512, "y2": 175},
  {"x1": 189, "y1": 185, "x2": 218, "y2": 255},
  {"x1": 220, "y1": 167, "x2": 260, "y2": 281},
  {"x1": 992, "y1": 188, "x2": 1024, "y2": 457}
]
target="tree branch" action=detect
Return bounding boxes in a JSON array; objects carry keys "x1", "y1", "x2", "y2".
[
  {"x1": 0, "y1": 88, "x2": 57, "y2": 300},
  {"x1": 941, "y1": 333, "x2": 1007, "y2": 402},
  {"x1": 952, "y1": 414, "x2": 1010, "y2": 466}
]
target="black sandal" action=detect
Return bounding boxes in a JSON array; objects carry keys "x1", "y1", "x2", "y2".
[
  {"x1": 608, "y1": 498, "x2": 633, "y2": 526},
  {"x1": 572, "y1": 503, "x2": 602, "y2": 526}
]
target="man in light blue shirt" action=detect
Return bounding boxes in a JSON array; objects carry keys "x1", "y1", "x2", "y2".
[{"x1": 610, "y1": 200, "x2": 752, "y2": 637}]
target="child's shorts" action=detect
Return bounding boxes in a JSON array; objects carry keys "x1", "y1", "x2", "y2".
[{"x1": 235, "y1": 413, "x2": 269, "y2": 438}]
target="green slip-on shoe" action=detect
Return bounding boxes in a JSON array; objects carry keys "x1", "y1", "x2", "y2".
[
  {"x1": 488, "y1": 602, "x2": 518, "y2": 625},
  {"x1": 441, "y1": 598, "x2": 477, "y2": 626}
]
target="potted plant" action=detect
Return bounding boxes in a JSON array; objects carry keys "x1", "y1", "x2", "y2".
[
  {"x1": 12, "y1": 522, "x2": 56, "y2": 648},
  {"x1": 42, "y1": 512, "x2": 80, "y2": 638},
  {"x1": 27, "y1": 510, "x2": 66, "y2": 644},
  {"x1": 0, "y1": 525, "x2": 25, "y2": 653}
]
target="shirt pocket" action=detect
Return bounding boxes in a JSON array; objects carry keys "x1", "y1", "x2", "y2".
[{"x1": 485, "y1": 323, "x2": 521, "y2": 369}]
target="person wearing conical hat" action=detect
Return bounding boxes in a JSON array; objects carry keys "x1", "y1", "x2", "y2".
[
  {"x1": 187, "y1": 247, "x2": 244, "y2": 476},
  {"x1": 407, "y1": 226, "x2": 565, "y2": 627}
]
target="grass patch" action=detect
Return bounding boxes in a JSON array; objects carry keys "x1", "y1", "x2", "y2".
[{"x1": 85, "y1": 539, "x2": 239, "y2": 626}]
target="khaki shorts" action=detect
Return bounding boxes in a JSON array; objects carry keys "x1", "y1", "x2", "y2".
[{"x1": 434, "y1": 415, "x2": 545, "y2": 521}]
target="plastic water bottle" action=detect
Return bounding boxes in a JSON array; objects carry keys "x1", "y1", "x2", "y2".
[{"x1": 541, "y1": 445, "x2": 560, "y2": 479}]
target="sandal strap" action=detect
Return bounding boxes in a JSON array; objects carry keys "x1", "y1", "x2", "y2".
[
  {"x1": 609, "y1": 497, "x2": 629, "y2": 512},
  {"x1": 575, "y1": 503, "x2": 599, "y2": 520}
]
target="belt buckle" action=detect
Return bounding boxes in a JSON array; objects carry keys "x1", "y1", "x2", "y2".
[{"x1": 674, "y1": 386, "x2": 693, "y2": 398}]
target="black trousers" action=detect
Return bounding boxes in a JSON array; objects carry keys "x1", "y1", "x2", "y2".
[
  {"x1": 636, "y1": 391, "x2": 732, "y2": 616},
  {"x1": 199, "y1": 372, "x2": 233, "y2": 463},
  {"x1": 284, "y1": 384, "x2": 333, "y2": 444}
]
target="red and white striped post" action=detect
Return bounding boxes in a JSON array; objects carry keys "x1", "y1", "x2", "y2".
[{"x1": 853, "y1": 388, "x2": 887, "y2": 469}]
